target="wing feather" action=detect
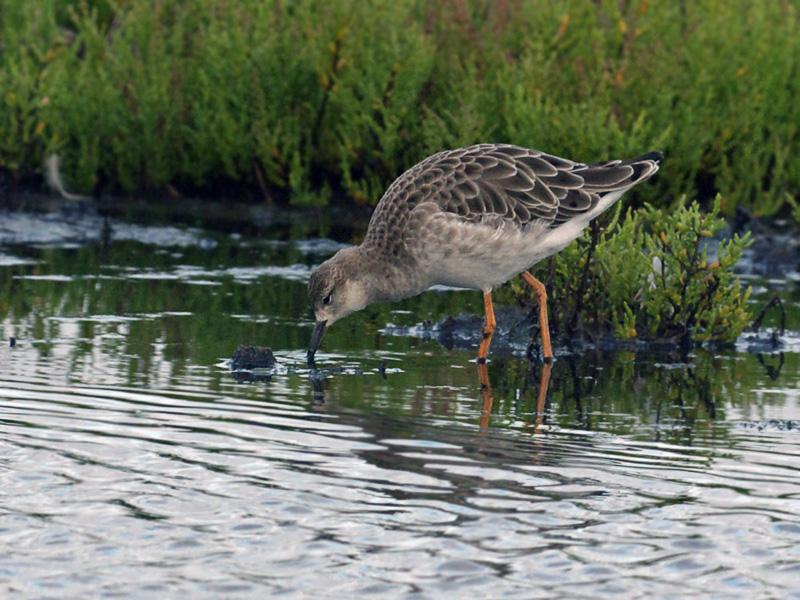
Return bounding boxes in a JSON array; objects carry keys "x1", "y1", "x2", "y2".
[{"x1": 363, "y1": 144, "x2": 662, "y2": 251}]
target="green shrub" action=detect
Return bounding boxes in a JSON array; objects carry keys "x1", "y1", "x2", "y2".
[
  {"x1": 0, "y1": 0, "x2": 62, "y2": 178},
  {"x1": 0, "y1": 0, "x2": 798, "y2": 215},
  {"x1": 508, "y1": 197, "x2": 752, "y2": 343}
]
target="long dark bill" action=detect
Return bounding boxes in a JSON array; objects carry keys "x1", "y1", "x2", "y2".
[{"x1": 306, "y1": 320, "x2": 327, "y2": 367}]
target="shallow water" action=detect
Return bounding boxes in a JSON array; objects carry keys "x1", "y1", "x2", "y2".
[{"x1": 1, "y1": 209, "x2": 799, "y2": 598}]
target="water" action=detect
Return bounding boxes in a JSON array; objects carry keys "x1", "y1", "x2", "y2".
[{"x1": 1, "y1": 208, "x2": 799, "y2": 598}]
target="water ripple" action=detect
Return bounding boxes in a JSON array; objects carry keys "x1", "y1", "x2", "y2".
[
  {"x1": 2, "y1": 356, "x2": 799, "y2": 598},
  {"x1": 2, "y1": 226, "x2": 800, "y2": 597}
]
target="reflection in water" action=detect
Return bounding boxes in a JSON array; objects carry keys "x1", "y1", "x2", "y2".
[
  {"x1": 477, "y1": 361, "x2": 552, "y2": 433},
  {"x1": 758, "y1": 351, "x2": 785, "y2": 380},
  {"x1": 1, "y1": 218, "x2": 800, "y2": 597}
]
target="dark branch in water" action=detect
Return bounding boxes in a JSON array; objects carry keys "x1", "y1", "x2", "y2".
[
  {"x1": 757, "y1": 352, "x2": 785, "y2": 380},
  {"x1": 750, "y1": 295, "x2": 786, "y2": 342}
]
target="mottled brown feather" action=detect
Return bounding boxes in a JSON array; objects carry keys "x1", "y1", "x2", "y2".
[{"x1": 363, "y1": 143, "x2": 661, "y2": 255}]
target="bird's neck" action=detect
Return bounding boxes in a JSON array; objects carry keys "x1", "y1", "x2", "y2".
[{"x1": 355, "y1": 243, "x2": 427, "y2": 304}]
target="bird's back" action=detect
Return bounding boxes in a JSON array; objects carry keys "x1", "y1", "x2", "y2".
[{"x1": 363, "y1": 144, "x2": 660, "y2": 255}]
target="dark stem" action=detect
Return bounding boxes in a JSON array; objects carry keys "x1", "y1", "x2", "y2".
[
  {"x1": 750, "y1": 295, "x2": 785, "y2": 339},
  {"x1": 567, "y1": 221, "x2": 600, "y2": 335}
]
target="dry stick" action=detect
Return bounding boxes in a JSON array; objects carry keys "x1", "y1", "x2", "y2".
[{"x1": 750, "y1": 296, "x2": 786, "y2": 343}]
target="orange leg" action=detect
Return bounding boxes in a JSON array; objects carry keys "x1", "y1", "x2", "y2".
[
  {"x1": 521, "y1": 272, "x2": 553, "y2": 361},
  {"x1": 477, "y1": 290, "x2": 497, "y2": 363}
]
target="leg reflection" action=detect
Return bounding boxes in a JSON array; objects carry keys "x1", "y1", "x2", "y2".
[
  {"x1": 310, "y1": 372, "x2": 327, "y2": 404},
  {"x1": 476, "y1": 361, "x2": 553, "y2": 432},
  {"x1": 477, "y1": 362, "x2": 494, "y2": 431},
  {"x1": 531, "y1": 362, "x2": 553, "y2": 433}
]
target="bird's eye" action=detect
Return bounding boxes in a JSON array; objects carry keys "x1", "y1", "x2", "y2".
[{"x1": 322, "y1": 293, "x2": 332, "y2": 305}]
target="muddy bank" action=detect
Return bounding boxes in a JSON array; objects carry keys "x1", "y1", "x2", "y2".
[
  {"x1": 3, "y1": 192, "x2": 798, "y2": 276},
  {"x1": 729, "y1": 211, "x2": 800, "y2": 279},
  {"x1": 383, "y1": 306, "x2": 795, "y2": 358},
  {"x1": 0, "y1": 191, "x2": 371, "y2": 240}
]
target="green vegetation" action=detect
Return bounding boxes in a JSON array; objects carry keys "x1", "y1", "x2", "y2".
[
  {"x1": 505, "y1": 197, "x2": 753, "y2": 343},
  {"x1": 0, "y1": 0, "x2": 781, "y2": 343},
  {"x1": 1, "y1": 0, "x2": 799, "y2": 215}
]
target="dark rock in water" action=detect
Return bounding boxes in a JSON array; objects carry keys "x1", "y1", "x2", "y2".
[
  {"x1": 382, "y1": 306, "x2": 713, "y2": 358},
  {"x1": 8, "y1": 337, "x2": 15, "y2": 348},
  {"x1": 730, "y1": 217, "x2": 800, "y2": 278},
  {"x1": 230, "y1": 345, "x2": 276, "y2": 370},
  {"x1": 736, "y1": 419, "x2": 799, "y2": 432},
  {"x1": 382, "y1": 305, "x2": 536, "y2": 353}
]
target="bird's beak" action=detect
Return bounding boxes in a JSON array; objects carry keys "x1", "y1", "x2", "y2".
[{"x1": 307, "y1": 320, "x2": 327, "y2": 366}]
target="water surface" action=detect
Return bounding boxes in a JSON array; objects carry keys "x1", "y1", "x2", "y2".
[{"x1": 1, "y1": 209, "x2": 799, "y2": 598}]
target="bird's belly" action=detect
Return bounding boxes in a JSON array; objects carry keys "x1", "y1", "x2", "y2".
[
  {"x1": 425, "y1": 231, "x2": 542, "y2": 291},
  {"x1": 432, "y1": 253, "x2": 532, "y2": 290},
  {"x1": 423, "y1": 218, "x2": 585, "y2": 291}
]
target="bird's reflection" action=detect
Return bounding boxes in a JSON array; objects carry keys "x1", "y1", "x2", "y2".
[
  {"x1": 477, "y1": 360, "x2": 552, "y2": 432},
  {"x1": 306, "y1": 357, "x2": 554, "y2": 431},
  {"x1": 302, "y1": 343, "x2": 775, "y2": 437}
]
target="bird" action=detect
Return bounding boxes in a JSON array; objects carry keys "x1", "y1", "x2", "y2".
[{"x1": 307, "y1": 143, "x2": 662, "y2": 365}]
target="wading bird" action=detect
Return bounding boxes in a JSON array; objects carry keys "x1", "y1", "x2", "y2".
[{"x1": 307, "y1": 144, "x2": 661, "y2": 366}]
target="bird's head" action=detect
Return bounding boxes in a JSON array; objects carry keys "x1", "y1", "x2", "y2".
[{"x1": 306, "y1": 247, "x2": 371, "y2": 364}]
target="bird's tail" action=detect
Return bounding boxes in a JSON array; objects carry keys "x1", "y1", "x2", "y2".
[
  {"x1": 566, "y1": 151, "x2": 663, "y2": 224},
  {"x1": 582, "y1": 151, "x2": 663, "y2": 191},
  {"x1": 621, "y1": 150, "x2": 663, "y2": 184}
]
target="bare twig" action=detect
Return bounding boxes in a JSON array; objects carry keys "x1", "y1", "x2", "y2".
[
  {"x1": 567, "y1": 221, "x2": 600, "y2": 335},
  {"x1": 750, "y1": 295, "x2": 785, "y2": 339}
]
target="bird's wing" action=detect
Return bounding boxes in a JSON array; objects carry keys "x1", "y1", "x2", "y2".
[{"x1": 394, "y1": 144, "x2": 661, "y2": 230}]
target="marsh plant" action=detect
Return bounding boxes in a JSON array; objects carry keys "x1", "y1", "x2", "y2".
[
  {"x1": 0, "y1": 0, "x2": 798, "y2": 217},
  {"x1": 0, "y1": 0, "x2": 767, "y2": 344},
  {"x1": 508, "y1": 197, "x2": 752, "y2": 344}
]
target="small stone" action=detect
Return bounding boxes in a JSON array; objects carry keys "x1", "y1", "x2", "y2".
[
  {"x1": 9, "y1": 337, "x2": 15, "y2": 348},
  {"x1": 230, "y1": 345, "x2": 276, "y2": 370}
]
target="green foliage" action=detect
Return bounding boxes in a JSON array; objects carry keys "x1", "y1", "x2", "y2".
[
  {"x1": 514, "y1": 197, "x2": 752, "y2": 343},
  {"x1": 0, "y1": 0, "x2": 60, "y2": 176},
  {"x1": 0, "y1": 0, "x2": 798, "y2": 214}
]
